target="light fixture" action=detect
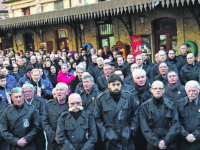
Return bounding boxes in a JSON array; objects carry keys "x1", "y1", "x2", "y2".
[
  {"x1": 139, "y1": 16, "x2": 145, "y2": 24},
  {"x1": 80, "y1": 24, "x2": 84, "y2": 30}
]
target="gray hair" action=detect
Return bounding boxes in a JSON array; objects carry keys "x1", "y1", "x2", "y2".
[
  {"x1": 22, "y1": 83, "x2": 35, "y2": 91},
  {"x1": 132, "y1": 69, "x2": 146, "y2": 79},
  {"x1": 97, "y1": 57, "x2": 103, "y2": 61},
  {"x1": 11, "y1": 87, "x2": 24, "y2": 96},
  {"x1": 76, "y1": 65, "x2": 86, "y2": 72},
  {"x1": 55, "y1": 83, "x2": 68, "y2": 91},
  {"x1": 82, "y1": 75, "x2": 94, "y2": 82},
  {"x1": 185, "y1": 80, "x2": 200, "y2": 90},
  {"x1": 91, "y1": 54, "x2": 98, "y2": 58}
]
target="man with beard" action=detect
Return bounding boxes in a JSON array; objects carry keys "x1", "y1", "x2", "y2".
[
  {"x1": 140, "y1": 80, "x2": 179, "y2": 150},
  {"x1": 42, "y1": 83, "x2": 69, "y2": 150},
  {"x1": 167, "y1": 49, "x2": 182, "y2": 73},
  {"x1": 180, "y1": 53, "x2": 200, "y2": 85},
  {"x1": 165, "y1": 71, "x2": 186, "y2": 103},
  {"x1": 76, "y1": 74, "x2": 99, "y2": 113},
  {"x1": 22, "y1": 83, "x2": 46, "y2": 150},
  {"x1": 0, "y1": 87, "x2": 40, "y2": 150},
  {"x1": 177, "y1": 80, "x2": 200, "y2": 150},
  {"x1": 30, "y1": 69, "x2": 53, "y2": 99},
  {"x1": 56, "y1": 93, "x2": 98, "y2": 150},
  {"x1": 94, "y1": 74, "x2": 139, "y2": 150}
]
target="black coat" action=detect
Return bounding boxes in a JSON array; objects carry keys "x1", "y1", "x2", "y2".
[
  {"x1": 42, "y1": 99, "x2": 68, "y2": 150},
  {"x1": 0, "y1": 103, "x2": 40, "y2": 150},
  {"x1": 56, "y1": 110, "x2": 98, "y2": 150},
  {"x1": 70, "y1": 77, "x2": 81, "y2": 93},
  {"x1": 177, "y1": 96, "x2": 200, "y2": 150},
  {"x1": 18, "y1": 65, "x2": 26, "y2": 77},
  {"x1": 96, "y1": 75, "x2": 108, "y2": 92},
  {"x1": 140, "y1": 97, "x2": 179, "y2": 150},
  {"x1": 94, "y1": 90, "x2": 139, "y2": 150},
  {"x1": 164, "y1": 83, "x2": 186, "y2": 104},
  {"x1": 180, "y1": 62, "x2": 200, "y2": 85},
  {"x1": 77, "y1": 84, "x2": 100, "y2": 114},
  {"x1": 48, "y1": 73, "x2": 58, "y2": 88}
]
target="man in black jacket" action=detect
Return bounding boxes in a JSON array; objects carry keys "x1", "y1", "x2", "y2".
[
  {"x1": 140, "y1": 80, "x2": 179, "y2": 150},
  {"x1": 177, "y1": 80, "x2": 200, "y2": 150},
  {"x1": 56, "y1": 93, "x2": 98, "y2": 150},
  {"x1": 22, "y1": 83, "x2": 46, "y2": 150},
  {"x1": 94, "y1": 74, "x2": 139, "y2": 150},
  {"x1": 76, "y1": 74, "x2": 100, "y2": 114},
  {"x1": 42, "y1": 83, "x2": 69, "y2": 150},
  {"x1": 0, "y1": 87, "x2": 40, "y2": 150}
]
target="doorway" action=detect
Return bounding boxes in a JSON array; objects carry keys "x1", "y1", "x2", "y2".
[
  {"x1": 24, "y1": 33, "x2": 34, "y2": 51},
  {"x1": 154, "y1": 17, "x2": 177, "y2": 53}
]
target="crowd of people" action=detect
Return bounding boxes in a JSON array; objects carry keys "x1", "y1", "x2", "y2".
[{"x1": 0, "y1": 44, "x2": 199, "y2": 150}]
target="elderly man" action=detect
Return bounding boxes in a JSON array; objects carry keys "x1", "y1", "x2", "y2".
[
  {"x1": 70, "y1": 65, "x2": 85, "y2": 93},
  {"x1": 94, "y1": 74, "x2": 139, "y2": 150},
  {"x1": 30, "y1": 69, "x2": 53, "y2": 99},
  {"x1": 140, "y1": 80, "x2": 179, "y2": 150},
  {"x1": 153, "y1": 62, "x2": 169, "y2": 85},
  {"x1": 56, "y1": 93, "x2": 98, "y2": 150},
  {"x1": 42, "y1": 83, "x2": 69, "y2": 150},
  {"x1": 165, "y1": 71, "x2": 186, "y2": 103},
  {"x1": 177, "y1": 80, "x2": 200, "y2": 150},
  {"x1": 76, "y1": 74, "x2": 99, "y2": 113},
  {"x1": 29, "y1": 55, "x2": 41, "y2": 68},
  {"x1": 136, "y1": 55, "x2": 150, "y2": 76},
  {"x1": 22, "y1": 83, "x2": 46, "y2": 150},
  {"x1": 0, "y1": 87, "x2": 40, "y2": 149},
  {"x1": 97, "y1": 64, "x2": 112, "y2": 92},
  {"x1": 180, "y1": 53, "x2": 200, "y2": 85}
]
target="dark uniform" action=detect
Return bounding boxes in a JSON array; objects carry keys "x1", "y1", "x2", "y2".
[
  {"x1": 26, "y1": 95, "x2": 46, "y2": 150},
  {"x1": 56, "y1": 110, "x2": 98, "y2": 150},
  {"x1": 96, "y1": 75, "x2": 108, "y2": 92},
  {"x1": 177, "y1": 96, "x2": 200, "y2": 150},
  {"x1": 164, "y1": 83, "x2": 186, "y2": 104},
  {"x1": 42, "y1": 99, "x2": 68, "y2": 150},
  {"x1": 94, "y1": 90, "x2": 139, "y2": 150},
  {"x1": 0, "y1": 103, "x2": 40, "y2": 150},
  {"x1": 140, "y1": 97, "x2": 179, "y2": 150},
  {"x1": 76, "y1": 84, "x2": 100, "y2": 114}
]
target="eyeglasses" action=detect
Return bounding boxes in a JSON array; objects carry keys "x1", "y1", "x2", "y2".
[
  {"x1": 110, "y1": 83, "x2": 121, "y2": 87},
  {"x1": 151, "y1": 88, "x2": 164, "y2": 90},
  {"x1": 70, "y1": 102, "x2": 82, "y2": 105}
]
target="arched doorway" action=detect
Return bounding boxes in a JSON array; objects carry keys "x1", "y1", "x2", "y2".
[
  {"x1": 24, "y1": 33, "x2": 34, "y2": 51},
  {"x1": 153, "y1": 17, "x2": 177, "y2": 53}
]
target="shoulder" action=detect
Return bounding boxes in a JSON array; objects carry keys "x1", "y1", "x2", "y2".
[
  {"x1": 46, "y1": 99, "x2": 55, "y2": 105},
  {"x1": 140, "y1": 98, "x2": 152, "y2": 107},
  {"x1": 97, "y1": 90, "x2": 108, "y2": 100}
]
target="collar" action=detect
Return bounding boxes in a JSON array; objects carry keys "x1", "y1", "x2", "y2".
[
  {"x1": 58, "y1": 100, "x2": 66, "y2": 105},
  {"x1": 25, "y1": 98, "x2": 34, "y2": 104}
]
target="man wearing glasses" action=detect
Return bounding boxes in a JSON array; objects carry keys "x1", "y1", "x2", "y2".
[
  {"x1": 56, "y1": 93, "x2": 98, "y2": 150},
  {"x1": 140, "y1": 80, "x2": 179, "y2": 150},
  {"x1": 94, "y1": 74, "x2": 139, "y2": 150}
]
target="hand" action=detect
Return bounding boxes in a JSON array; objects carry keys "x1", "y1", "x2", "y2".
[
  {"x1": 17, "y1": 138, "x2": 27, "y2": 147},
  {"x1": 158, "y1": 140, "x2": 167, "y2": 149},
  {"x1": 186, "y1": 134, "x2": 196, "y2": 142},
  {"x1": 37, "y1": 87, "x2": 42, "y2": 97}
]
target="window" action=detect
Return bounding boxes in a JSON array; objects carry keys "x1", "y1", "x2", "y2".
[
  {"x1": 22, "y1": 7, "x2": 30, "y2": 16},
  {"x1": 54, "y1": 0, "x2": 64, "y2": 10}
]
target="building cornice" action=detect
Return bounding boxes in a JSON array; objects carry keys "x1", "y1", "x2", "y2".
[{"x1": 0, "y1": 0, "x2": 199, "y2": 30}]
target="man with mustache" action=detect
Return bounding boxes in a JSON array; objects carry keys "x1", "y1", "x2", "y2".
[
  {"x1": 177, "y1": 80, "x2": 200, "y2": 150},
  {"x1": 42, "y1": 83, "x2": 69, "y2": 150},
  {"x1": 94, "y1": 74, "x2": 139, "y2": 150},
  {"x1": 56, "y1": 93, "x2": 98, "y2": 150},
  {"x1": 140, "y1": 80, "x2": 179, "y2": 150}
]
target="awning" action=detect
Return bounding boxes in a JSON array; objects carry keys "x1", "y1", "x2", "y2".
[{"x1": 0, "y1": 0, "x2": 199, "y2": 30}]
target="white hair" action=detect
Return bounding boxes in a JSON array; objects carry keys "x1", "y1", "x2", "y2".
[
  {"x1": 132, "y1": 69, "x2": 146, "y2": 79},
  {"x1": 185, "y1": 80, "x2": 200, "y2": 90}
]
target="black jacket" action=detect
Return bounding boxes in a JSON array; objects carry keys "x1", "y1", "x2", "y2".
[
  {"x1": 140, "y1": 97, "x2": 179, "y2": 149},
  {"x1": 0, "y1": 103, "x2": 40, "y2": 150},
  {"x1": 42, "y1": 99, "x2": 68, "y2": 150},
  {"x1": 56, "y1": 110, "x2": 98, "y2": 150},
  {"x1": 48, "y1": 73, "x2": 58, "y2": 88},
  {"x1": 18, "y1": 65, "x2": 26, "y2": 77},
  {"x1": 177, "y1": 96, "x2": 200, "y2": 150},
  {"x1": 70, "y1": 77, "x2": 81, "y2": 93},
  {"x1": 96, "y1": 75, "x2": 108, "y2": 92},
  {"x1": 94, "y1": 90, "x2": 139, "y2": 149}
]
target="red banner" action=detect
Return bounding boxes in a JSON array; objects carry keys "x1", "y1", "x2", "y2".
[{"x1": 132, "y1": 35, "x2": 142, "y2": 59}]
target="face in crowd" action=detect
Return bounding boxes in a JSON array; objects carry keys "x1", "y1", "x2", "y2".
[{"x1": 150, "y1": 81, "x2": 165, "y2": 99}]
